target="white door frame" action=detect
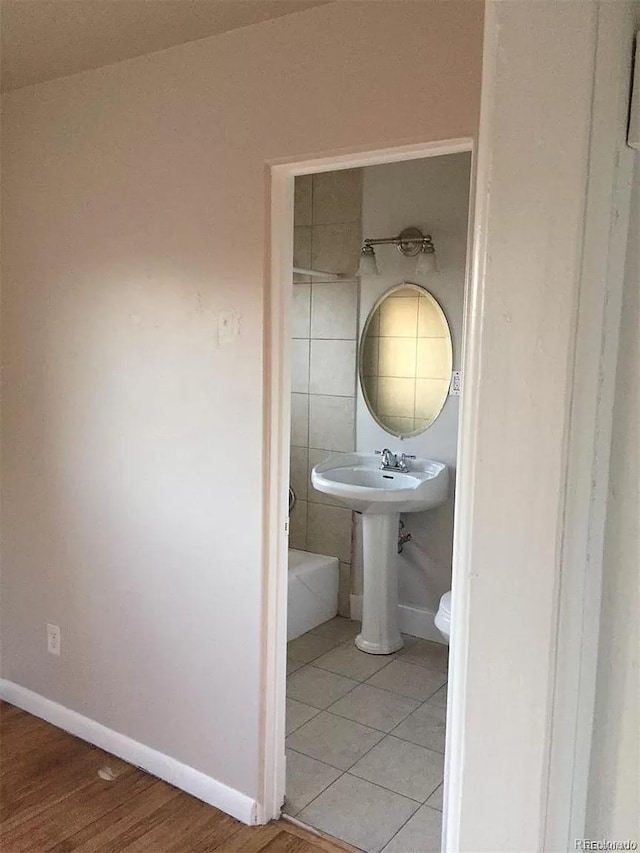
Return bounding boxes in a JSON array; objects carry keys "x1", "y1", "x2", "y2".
[
  {"x1": 259, "y1": 5, "x2": 634, "y2": 844},
  {"x1": 259, "y1": 137, "x2": 474, "y2": 826}
]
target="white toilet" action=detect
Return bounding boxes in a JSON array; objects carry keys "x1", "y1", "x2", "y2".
[{"x1": 435, "y1": 591, "x2": 452, "y2": 644}]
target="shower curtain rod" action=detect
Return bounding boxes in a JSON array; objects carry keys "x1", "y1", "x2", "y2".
[{"x1": 292, "y1": 266, "x2": 346, "y2": 280}]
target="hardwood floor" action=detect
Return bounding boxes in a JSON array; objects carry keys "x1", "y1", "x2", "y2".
[{"x1": 0, "y1": 702, "x2": 353, "y2": 853}]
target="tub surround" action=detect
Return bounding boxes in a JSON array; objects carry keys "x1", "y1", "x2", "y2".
[{"x1": 290, "y1": 169, "x2": 363, "y2": 616}]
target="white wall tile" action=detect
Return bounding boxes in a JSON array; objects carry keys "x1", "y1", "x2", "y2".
[
  {"x1": 311, "y1": 281, "x2": 358, "y2": 340},
  {"x1": 309, "y1": 395, "x2": 355, "y2": 452},
  {"x1": 291, "y1": 339, "x2": 310, "y2": 393},
  {"x1": 307, "y1": 503, "x2": 353, "y2": 563},
  {"x1": 309, "y1": 340, "x2": 356, "y2": 397},
  {"x1": 289, "y1": 499, "x2": 307, "y2": 551},
  {"x1": 291, "y1": 393, "x2": 309, "y2": 446},
  {"x1": 292, "y1": 284, "x2": 311, "y2": 338},
  {"x1": 311, "y1": 223, "x2": 361, "y2": 277},
  {"x1": 293, "y1": 226, "x2": 312, "y2": 282},
  {"x1": 312, "y1": 169, "x2": 362, "y2": 225},
  {"x1": 290, "y1": 445, "x2": 309, "y2": 502},
  {"x1": 290, "y1": 167, "x2": 361, "y2": 575}
]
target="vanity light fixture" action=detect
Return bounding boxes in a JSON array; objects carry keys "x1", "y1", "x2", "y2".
[
  {"x1": 357, "y1": 226, "x2": 437, "y2": 277},
  {"x1": 356, "y1": 244, "x2": 380, "y2": 276},
  {"x1": 415, "y1": 236, "x2": 437, "y2": 275}
]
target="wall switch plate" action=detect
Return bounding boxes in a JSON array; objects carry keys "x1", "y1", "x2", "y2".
[
  {"x1": 47, "y1": 623, "x2": 61, "y2": 656},
  {"x1": 450, "y1": 370, "x2": 462, "y2": 396}
]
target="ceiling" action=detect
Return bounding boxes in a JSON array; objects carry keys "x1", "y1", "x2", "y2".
[{"x1": 0, "y1": 0, "x2": 332, "y2": 92}]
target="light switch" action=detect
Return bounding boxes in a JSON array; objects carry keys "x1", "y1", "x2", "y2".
[{"x1": 449, "y1": 370, "x2": 462, "y2": 396}]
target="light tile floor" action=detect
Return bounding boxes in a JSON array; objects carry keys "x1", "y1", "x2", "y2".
[{"x1": 285, "y1": 617, "x2": 448, "y2": 853}]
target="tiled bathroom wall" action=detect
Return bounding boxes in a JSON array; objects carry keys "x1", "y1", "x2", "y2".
[{"x1": 289, "y1": 169, "x2": 362, "y2": 615}]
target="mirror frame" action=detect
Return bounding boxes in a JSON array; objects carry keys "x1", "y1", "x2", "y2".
[{"x1": 358, "y1": 281, "x2": 453, "y2": 439}]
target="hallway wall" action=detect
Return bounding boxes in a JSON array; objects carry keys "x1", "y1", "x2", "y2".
[{"x1": 0, "y1": 1, "x2": 482, "y2": 808}]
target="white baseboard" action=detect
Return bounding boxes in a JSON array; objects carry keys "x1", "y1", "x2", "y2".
[
  {"x1": 349, "y1": 596, "x2": 446, "y2": 646},
  {"x1": 0, "y1": 679, "x2": 257, "y2": 825}
]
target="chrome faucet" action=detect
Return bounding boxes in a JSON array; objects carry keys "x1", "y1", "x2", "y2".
[
  {"x1": 375, "y1": 449, "x2": 416, "y2": 471},
  {"x1": 378, "y1": 448, "x2": 397, "y2": 470}
]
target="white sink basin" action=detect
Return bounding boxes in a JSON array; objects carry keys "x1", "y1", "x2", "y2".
[
  {"x1": 311, "y1": 452, "x2": 449, "y2": 655},
  {"x1": 311, "y1": 452, "x2": 449, "y2": 514}
]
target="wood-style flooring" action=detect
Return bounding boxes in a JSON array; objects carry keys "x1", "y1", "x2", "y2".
[{"x1": 0, "y1": 701, "x2": 353, "y2": 853}]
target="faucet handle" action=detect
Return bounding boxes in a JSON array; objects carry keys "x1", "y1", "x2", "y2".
[{"x1": 399, "y1": 453, "x2": 415, "y2": 471}]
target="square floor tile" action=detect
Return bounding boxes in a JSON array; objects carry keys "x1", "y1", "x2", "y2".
[
  {"x1": 286, "y1": 666, "x2": 358, "y2": 710},
  {"x1": 288, "y1": 633, "x2": 337, "y2": 664},
  {"x1": 350, "y1": 735, "x2": 444, "y2": 802},
  {"x1": 381, "y1": 803, "x2": 442, "y2": 853},
  {"x1": 329, "y1": 684, "x2": 420, "y2": 733},
  {"x1": 287, "y1": 658, "x2": 304, "y2": 676},
  {"x1": 392, "y1": 701, "x2": 447, "y2": 752},
  {"x1": 286, "y1": 711, "x2": 384, "y2": 771},
  {"x1": 426, "y1": 684, "x2": 448, "y2": 708},
  {"x1": 310, "y1": 617, "x2": 361, "y2": 644},
  {"x1": 283, "y1": 749, "x2": 342, "y2": 816},
  {"x1": 366, "y1": 661, "x2": 447, "y2": 701},
  {"x1": 298, "y1": 774, "x2": 419, "y2": 853},
  {"x1": 314, "y1": 641, "x2": 394, "y2": 682},
  {"x1": 398, "y1": 638, "x2": 449, "y2": 673},
  {"x1": 286, "y1": 699, "x2": 320, "y2": 736},
  {"x1": 426, "y1": 783, "x2": 443, "y2": 811}
]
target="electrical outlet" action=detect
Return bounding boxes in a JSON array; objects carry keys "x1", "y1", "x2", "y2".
[
  {"x1": 47, "y1": 623, "x2": 61, "y2": 656},
  {"x1": 450, "y1": 370, "x2": 462, "y2": 396}
]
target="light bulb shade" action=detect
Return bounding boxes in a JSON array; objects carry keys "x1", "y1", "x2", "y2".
[
  {"x1": 357, "y1": 245, "x2": 379, "y2": 276},
  {"x1": 415, "y1": 247, "x2": 437, "y2": 276}
]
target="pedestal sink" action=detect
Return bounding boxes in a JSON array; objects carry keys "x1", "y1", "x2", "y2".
[{"x1": 311, "y1": 452, "x2": 449, "y2": 654}]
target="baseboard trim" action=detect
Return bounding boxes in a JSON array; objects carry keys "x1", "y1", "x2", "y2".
[
  {"x1": 349, "y1": 596, "x2": 446, "y2": 646},
  {"x1": 0, "y1": 679, "x2": 257, "y2": 825}
]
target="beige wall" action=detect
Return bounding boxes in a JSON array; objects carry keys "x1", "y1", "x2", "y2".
[
  {"x1": 0, "y1": 1, "x2": 482, "y2": 803},
  {"x1": 289, "y1": 169, "x2": 362, "y2": 616},
  {"x1": 586, "y1": 153, "x2": 639, "y2": 841}
]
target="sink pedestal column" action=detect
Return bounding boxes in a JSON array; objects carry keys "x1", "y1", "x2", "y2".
[{"x1": 355, "y1": 512, "x2": 404, "y2": 655}]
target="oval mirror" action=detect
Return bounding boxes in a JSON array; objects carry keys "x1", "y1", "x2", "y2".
[{"x1": 359, "y1": 283, "x2": 453, "y2": 438}]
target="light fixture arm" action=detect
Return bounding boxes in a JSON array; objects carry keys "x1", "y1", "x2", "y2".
[{"x1": 363, "y1": 226, "x2": 434, "y2": 258}]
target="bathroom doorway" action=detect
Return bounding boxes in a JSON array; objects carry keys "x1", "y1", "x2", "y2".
[{"x1": 263, "y1": 140, "x2": 475, "y2": 852}]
